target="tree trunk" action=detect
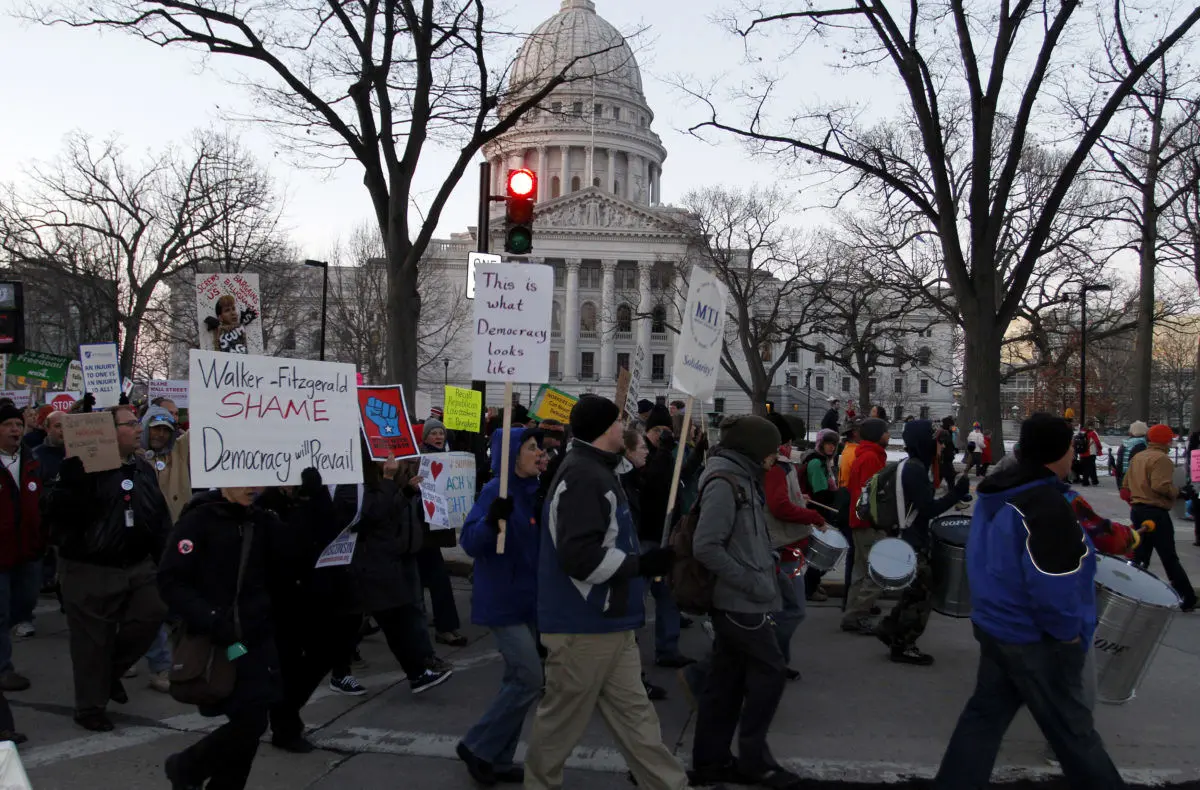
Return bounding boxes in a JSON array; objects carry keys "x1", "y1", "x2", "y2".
[
  {"x1": 1191, "y1": 336, "x2": 1200, "y2": 435},
  {"x1": 858, "y1": 374, "x2": 871, "y2": 415},
  {"x1": 385, "y1": 226, "x2": 422, "y2": 408},
  {"x1": 1131, "y1": 109, "x2": 1164, "y2": 421},
  {"x1": 960, "y1": 313, "x2": 1006, "y2": 455}
]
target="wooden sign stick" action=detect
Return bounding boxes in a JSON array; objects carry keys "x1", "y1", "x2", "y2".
[
  {"x1": 660, "y1": 395, "x2": 695, "y2": 547},
  {"x1": 496, "y1": 380, "x2": 514, "y2": 554}
]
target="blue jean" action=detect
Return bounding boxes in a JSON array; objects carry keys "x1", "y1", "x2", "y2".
[
  {"x1": 0, "y1": 561, "x2": 41, "y2": 672},
  {"x1": 462, "y1": 623, "x2": 543, "y2": 769},
  {"x1": 648, "y1": 577, "x2": 682, "y2": 660},
  {"x1": 145, "y1": 624, "x2": 172, "y2": 673},
  {"x1": 773, "y1": 562, "x2": 807, "y2": 665},
  {"x1": 935, "y1": 626, "x2": 1125, "y2": 789}
]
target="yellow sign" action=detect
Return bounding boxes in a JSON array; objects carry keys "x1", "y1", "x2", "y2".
[
  {"x1": 443, "y1": 385, "x2": 483, "y2": 432},
  {"x1": 533, "y1": 385, "x2": 578, "y2": 424}
]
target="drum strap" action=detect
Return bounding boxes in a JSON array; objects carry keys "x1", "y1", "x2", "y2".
[{"x1": 896, "y1": 459, "x2": 916, "y2": 529}]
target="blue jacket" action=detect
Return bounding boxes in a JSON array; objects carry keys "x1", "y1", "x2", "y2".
[
  {"x1": 460, "y1": 427, "x2": 542, "y2": 627},
  {"x1": 538, "y1": 439, "x2": 644, "y2": 635},
  {"x1": 969, "y1": 464, "x2": 1097, "y2": 647}
]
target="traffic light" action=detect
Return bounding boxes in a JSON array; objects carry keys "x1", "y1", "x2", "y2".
[
  {"x1": 504, "y1": 168, "x2": 537, "y2": 255},
  {"x1": 0, "y1": 282, "x2": 25, "y2": 356}
]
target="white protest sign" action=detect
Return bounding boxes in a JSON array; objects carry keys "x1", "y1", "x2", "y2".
[
  {"x1": 0, "y1": 390, "x2": 29, "y2": 408},
  {"x1": 418, "y1": 452, "x2": 477, "y2": 530},
  {"x1": 671, "y1": 266, "x2": 728, "y2": 402},
  {"x1": 414, "y1": 390, "x2": 432, "y2": 422},
  {"x1": 471, "y1": 261, "x2": 554, "y2": 383},
  {"x1": 79, "y1": 343, "x2": 121, "y2": 407},
  {"x1": 315, "y1": 528, "x2": 358, "y2": 568},
  {"x1": 188, "y1": 350, "x2": 363, "y2": 487},
  {"x1": 66, "y1": 360, "x2": 84, "y2": 392},
  {"x1": 196, "y1": 273, "x2": 263, "y2": 354},
  {"x1": 625, "y1": 344, "x2": 645, "y2": 418},
  {"x1": 466, "y1": 252, "x2": 501, "y2": 300},
  {"x1": 148, "y1": 380, "x2": 190, "y2": 408}
]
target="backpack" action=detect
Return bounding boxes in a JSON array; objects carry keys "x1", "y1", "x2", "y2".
[
  {"x1": 855, "y1": 458, "x2": 910, "y2": 531},
  {"x1": 669, "y1": 472, "x2": 748, "y2": 616},
  {"x1": 1073, "y1": 432, "x2": 1089, "y2": 455}
]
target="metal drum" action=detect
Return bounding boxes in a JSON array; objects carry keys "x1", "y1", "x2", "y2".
[
  {"x1": 1093, "y1": 554, "x2": 1180, "y2": 704},
  {"x1": 805, "y1": 528, "x2": 848, "y2": 572},
  {"x1": 868, "y1": 538, "x2": 917, "y2": 591},
  {"x1": 930, "y1": 516, "x2": 972, "y2": 617}
]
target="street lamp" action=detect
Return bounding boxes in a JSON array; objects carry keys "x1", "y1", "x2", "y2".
[
  {"x1": 804, "y1": 367, "x2": 813, "y2": 446},
  {"x1": 304, "y1": 259, "x2": 329, "y2": 361},
  {"x1": 1079, "y1": 283, "x2": 1113, "y2": 427},
  {"x1": 443, "y1": 357, "x2": 449, "y2": 387}
]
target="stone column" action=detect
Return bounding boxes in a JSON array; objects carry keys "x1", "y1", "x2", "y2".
[
  {"x1": 600, "y1": 259, "x2": 617, "y2": 381},
  {"x1": 586, "y1": 146, "x2": 594, "y2": 188},
  {"x1": 637, "y1": 260, "x2": 653, "y2": 355},
  {"x1": 563, "y1": 259, "x2": 581, "y2": 380},
  {"x1": 651, "y1": 164, "x2": 660, "y2": 204},
  {"x1": 537, "y1": 146, "x2": 548, "y2": 201},
  {"x1": 607, "y1": 148, "x2": 616, "y2": 194},
  {"x1": 559, "y1": 145, "x2": 570, "y2": 197}
]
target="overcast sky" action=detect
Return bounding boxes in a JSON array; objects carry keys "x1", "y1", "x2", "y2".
[{"x1": 0, "y1": 0, "x2": 898, "y2": 261}]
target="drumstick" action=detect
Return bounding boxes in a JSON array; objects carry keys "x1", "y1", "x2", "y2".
[{"x1": 806, "y1": 500, "x2": 840, "y2": 515}]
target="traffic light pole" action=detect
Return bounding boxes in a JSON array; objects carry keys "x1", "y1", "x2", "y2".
[
  {"x1": 472, "y1": 161, "x2": 490, "y2": 492},
  {"x1": 477, "y1": 161, "x2": 491, "y2": 255}
]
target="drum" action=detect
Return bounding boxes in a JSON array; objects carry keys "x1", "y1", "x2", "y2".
[
  {"x1": 1093, "y1": 555, "x2": 1180, "y2": 704},
  {"x1": 930, "y1": 516, "x2": 972, "y2": 618},
  {"x1": 805, "y1": 528, "x2": 848, "y2": 572},
  {"x1": 868, "y1": 538, "x2": 917, "y2": 591},
  {"x1": 778, "y1": 543, "x2": 809, "y2": 579}
]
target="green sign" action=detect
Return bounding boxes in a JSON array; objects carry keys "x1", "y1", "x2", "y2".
[{"x1": 8, "y1": 351, "x2": 74, "y2": 385}]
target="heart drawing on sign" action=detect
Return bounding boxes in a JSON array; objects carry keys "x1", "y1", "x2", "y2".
[
  {"x1": 430, "y1": 461, "x2": 444, "y2": 480},
  {"x1": 425, "y1": 500, "x2": 436, "y2": 517}
]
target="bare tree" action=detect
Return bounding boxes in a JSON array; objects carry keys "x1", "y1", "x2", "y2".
[
  {"x1": 1164, "y1": 144, "x2": 1200, "y2": 431},
  {"x1": 0, "y1": 131, "x2": 277, "y2": 375},
  {"x1": 680, "y1": 0, "x2": 1200, "y2": 447},
  {"x1": 1152, "y1": 324, "x2": 1197, "y2": 430},
  {"x1": 32, "y1": 0, "x2": 637, "y2": 397}
]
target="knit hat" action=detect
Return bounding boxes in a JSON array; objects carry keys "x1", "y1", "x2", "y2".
[
  {"x1": 424, "y1": 417, "x2": 446, "y2": 435},
  {"x1": 636, "y1": 399, "x2": 654, "y2": 415},
  {"x1": 1129, "y1": 420, "x2": 1148, "y2": 438},
  {"x1": 644, "y1": 405, "x2": 673, "y2": 433},
  {"x1": 1018, "y1": 413, "x2": 1074, "y2": 465},
  {"x1": 719, "y1": 415, "x2": 781, "y2": 463},
  {"x1": 767, "y1": 413, "x2": 793, "y2": 444},
  {"x1": 36, "y1": 405, "x2": 55, "y2": 428},
  {"x1": 859, "y1": 417, "x2": 889, "y2": 445},
  {"x1": 782, "y1": 415, "x2": 806, "y2": 443},
  {"x1": 570, "y1": 395, "x2": 621, "y2": 443},
  {"x1": 0, "y1": 405, "x2": 22, "y2": 427},
  {"x1": 1064, "y1": 407, "x2": 1076, "y2": 420},
  {"x1": 1147, "y1": 424, "x2": 1174, "y2": 446}
]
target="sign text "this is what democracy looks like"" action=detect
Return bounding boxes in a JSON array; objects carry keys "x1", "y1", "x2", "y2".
[
  {"x1": 188, "y1": 350, "x2": 363, "y2": 487},
  {"x1": 471, "y1": 262, "x2": 553, "y2": 383}
]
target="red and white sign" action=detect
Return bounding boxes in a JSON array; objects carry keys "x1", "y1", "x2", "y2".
[
  {"x1": 356, "y1": 385, "x2": 420, "y2": 462},
  {"x1": 47, "y1": 392, "x2": 81, "y2": 412}
]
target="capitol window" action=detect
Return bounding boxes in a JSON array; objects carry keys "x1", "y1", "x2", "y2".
[
  {"x1": 617, "y1": 304, "x2": 633, "y2": 333},
  {"x1": 580, "y1": 302, "x2": 598, "y2": 332},
  {"x1": 651, "y1": 305, "x2": 667, "y2": 333},
  {"x1": 552, "y1": 176, "x2": 561, "y2": 198},
  {"x1": 613, "y1": 107, "x2": 621, "y2": 121},
  {"x1": 571, "y1": 176, "x2": 581, "y2": 192}
]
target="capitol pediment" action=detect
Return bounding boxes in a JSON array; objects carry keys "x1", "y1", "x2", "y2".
[{"x1": 535, "y1": 190, "x2": 681, "y2": 234}]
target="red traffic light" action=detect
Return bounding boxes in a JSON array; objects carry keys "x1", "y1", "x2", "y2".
[{"x1": 507, "y1": 168, "x2": 537, "y2": 198}]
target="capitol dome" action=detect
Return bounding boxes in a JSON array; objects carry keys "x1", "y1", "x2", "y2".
[{"x1": 510, "y1": 0, "x2": 644, "y2": 101}]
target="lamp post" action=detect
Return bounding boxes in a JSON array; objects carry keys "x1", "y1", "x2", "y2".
[
  {"x1": 804, "y1": 367, "x2": 813, "y2": 446},
  {"x1": 304, "y1": 259, "x2": 329, "y2": 361},
  {"x1": 1079, "y1": 283, "x2": 1113, "y2": 427},
  {"x1": 443, "y1": 357, "x2": 449, "y2": 387}
]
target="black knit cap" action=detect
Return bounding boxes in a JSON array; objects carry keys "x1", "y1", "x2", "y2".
[
  {"x1": 1019, "y1": 412, "x2": 1074, "y2": 466},
  {"x1": 719, "y1": 415, "x2": 782, "y2": 463},
  {"x1": 0, "y1": 405, "x2": 23, "y2": 426},
  {"x1": 767, "y1": 413, "x2": 793, "y2": 444},
  {"x1": 570, "y1": 394, "x2": 621, "y2": 444},
  {"x1": 644, "y1": 405, "x2": 673, "y2": 432},
  {"x1": 859, "y1": 417, "x2": 889, "y2": 444}
]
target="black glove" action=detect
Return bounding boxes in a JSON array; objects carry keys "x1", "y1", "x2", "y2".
[
  {"x1": 209, "y1": 618, "x2": 238, "y2": 648},
  {"x1": 59, "y1": 456, "x2": 87, "y2": 488},
  {"x1": 657, "y1": 430, "x2": 677, "y2": 452},
  {"x1": 637, "y1": 546, "x2": 676, "y2": 577},
  {"x1": 204, "y1": 315, "x2": 220, "y2": 331},
  {"x1": 81, "y1": 393, "x2": 96, "y2": 413},
  {"x1": 300, "y1": 467, "x2": 323, "y2": 498},
  {"x1": 118, "y1": 393, "x2": 130, "y2": 406},
  {"x1": 486, "y1": 497, "x2": 514, "y2": 531},
  {"x1": 954, "y1": 476, "x2": 971, "y2": 499},
  {"x1": 240, "y1": 308, "x2": 257, "y2": 324}
]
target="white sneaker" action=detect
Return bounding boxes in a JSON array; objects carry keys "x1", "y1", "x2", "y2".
[
  {"x1": 329, "y1": 675, "x2": 367, "y2": 696},
  {"x1": 122, "y1": 665, "x2": 139, "y2": 679},
  {"x1": 12, "y1": 623, "x2": 34, "y2": 639}
]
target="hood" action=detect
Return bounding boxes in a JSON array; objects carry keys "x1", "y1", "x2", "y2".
[
  {"x1": 708, "y1": 447, "x2": 764, "y2": 481},
  {"x1": 489, "y1": 426, "x2": 543, "y2": 481},
  {"x1": 976, "y1": 460, "x2": 1060, "y2": 496},
  {"x1": 1122, "y1": 436, "x2": 1147, "y2": 451},
  {"x1": 814, "y1": 429, "x2": 840, "y2": 455},
  {"x1": 141, "y1": 405, "x2": 177, "y2": 455},
  {"x1": 903, "y1": 419, "x2": 937, "y2": 466}
]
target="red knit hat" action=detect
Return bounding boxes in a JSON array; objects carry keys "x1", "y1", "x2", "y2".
[
  {"x1": 36, "y1": 405, "x2": 55, "y2": 427},
  {"x1": 1147, "y1": 424, "x2": 1174, "y2": 446}
]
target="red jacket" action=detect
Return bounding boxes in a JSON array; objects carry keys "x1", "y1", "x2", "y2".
[
  {"x1": 0, "y1": 450, "x2": 44, "y2": 570},
  {"x1": 765, "y1": 453, "x2": 824, "y2": 527},
  {"x1": 981, "y1": 436, "x2": 993, "y2": 464},
  {"x1": 848, "y1": 440, "x2": 888, "y2": 529}
]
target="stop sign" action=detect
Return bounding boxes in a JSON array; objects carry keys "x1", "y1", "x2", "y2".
[{"x1": 51, "y1": 393, "x2": 76, "y2": 412}]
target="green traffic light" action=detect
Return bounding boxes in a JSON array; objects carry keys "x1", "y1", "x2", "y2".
[{"x1": 506, "y1": 227, "x2": 533, "y2": 255}]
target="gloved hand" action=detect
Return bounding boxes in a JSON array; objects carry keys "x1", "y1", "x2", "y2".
[
  {"x1": 299, "y1": 467, "x2": 323, "y2": 498},
  {"x1": 204, "y1": 315, "x2": 220, "y2": 331},
  {"x1": 59, "y1": 456, "x2": 87, "y2": 488},
  {"x1": 81, "y1": 393, "x2": 96, "y2": 413},
  {"x1": 209, "y1": 618, "x2": 239, "y2": 648},
  {"x1": 240, "y1": 308, "x2": 257, "y2": 324},
  {"x1": 954, "y1": 476, "x2": 971, "y2": 500},
  {"x1": 486, "y1": 497, "x2": 514, "y2": 531},
  {"x1": 657, "y1": 430, "x2": 677, "y2": 452},
  {"x1": 637, "y1": 546, "x2": 676, "y2": 577}
]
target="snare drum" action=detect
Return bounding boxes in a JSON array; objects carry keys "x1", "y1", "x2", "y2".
[
  {"x1": 805, "y1": 528, "x2": 848, "y2": 572},
  {"x1": 1093, "y1": 555, "x2": 1180, "y2": 703},
  {"x1": 868, "y1": 538, "x2": 917, "y2": 591}
]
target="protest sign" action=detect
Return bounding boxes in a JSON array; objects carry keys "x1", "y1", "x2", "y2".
[
  {"x1": 1191, "y1": 450, "x2": 1200, "y2": 484},
  {"x1": 671, "y1": 266, "x2": 729, "y2": 402},
  {"x1": 315, "y1": 529, "x2": 358, "y2": 568},
  {"x1": 8, "y1": 351, "x2": 72, "y2": 386},
  {"x1": 442, "y1": 386, "x2": 482, "y2": 432},
  {"x1": 66, "y1": 360, "x2": 84, "y2": 392},
  {"x1": 0, "y1": 390, "x2": 30, "y2": 408},
  {"x1": 614, "y1": 368, "x2": 632, "y2": 419},
  {"x1": 79, "y1": 343, "x2": 121, "y2": 407},
  {"x1": 188, "y1": 350, "x2": 362, "y2": 487},
  {"x1": 532, "y1": 385, "x2": 577, "y2": 423},
  {"x1": 196, "y1": 273, "x2": 263, "y2": 355},
  {"x1": 471, "y1": 261, "x2": 554, "y2": 383},
  {"x1": 625, "y1": 345, "x2": 645, "y2": 419},
  {"x1": 414, "y1": 390, "x2": 432, "y2": 422},
  {"x1": 466, "y1": 252, "x2": 501, "y2": 300},
  {"x1": 0, "y1": 355, "x2": 6, "y2": 386},
  {"x1": 355, "y1": 385, "x2": 420, "y2": 462},
  {"x1": 419, "y1": 452, "x2": 477, "y2": 530},
  {"x1": 62, "y1": 411, "x2": 121, "y2": 472},
  {"x1": 46, "y1": 392, "x2": 80, "y2": 411},
  {"x1": 148, "y1": 380, "x2": 190, "y2": 408}
]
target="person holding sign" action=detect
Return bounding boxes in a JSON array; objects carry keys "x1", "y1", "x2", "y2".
[
  {"x1": 416, "y1": 418, "x2": 467, "y2": 648},
  {"x1": 526, "y1": 395, "x2": 687, "y2": 790},
  {"x1": 42, "y1": 406, "x2": 172, "y2": 733},
  {"x1": 455, "y1": 426, "x2": 545, "y2": 785}
]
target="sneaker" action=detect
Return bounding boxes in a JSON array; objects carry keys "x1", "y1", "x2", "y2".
[
  {"x1": 808, "y1": 587, "x2": 829, "y2": 602},
  {"x1": 701, "y1": 619, "x2": 715, "y2": 641},
  {"x1": 455, "y1": 741, "x2": 496, "y2": 785},
  {"x1": 746, "y1": 767, "x2": 804, "y2": 789},
  {"x1": 840, "y1": 618, "x2": 874, "y2": 634},
  {"x1": 688, "y1": 761, "x2": 743, "y2": 786},
  {"x1": 12, "y1": 622, "x2": 34, "y2": 639},
  {"x1": 148, "y1": 670, "x2": 171, "y2": 694},
  {"x1": 110, "y1": 678, "x2": 129, "y2": 704},
  {"x1": 890, "y1": 645, "x2": 935, "y2": 666},
  {"x1": 785, "y1": 667, "x2": 801, "y2": 681},
  {"x1": 436, "y1": 630, "x2": 468, "y2": 647},
  {"x1": 643, "y1": 678, "x2": 667, "y2": 701},
  {"x1": 0, "y1": 672, "x2": 29, "y2": 692},
  {"x1": 411, "y1": 668, "x2": 453, "y2": 695},
  {"x1": 74, "y1": 711, "x2": 114, "y2": 732},
  {"x1": 272, "y1": 735, "x2": 317, "y2": 754},
  {"x1": 122, "y1": 665, "x2": 139, "y2": 679},
  {"x1": 329, "y1": 675, "x2": 367, "y2": 696}
]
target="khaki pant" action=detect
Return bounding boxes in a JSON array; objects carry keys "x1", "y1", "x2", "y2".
[
  {"x1": 59, "y1": 558, "x2": 167, "y2": 714},
  {"x1": 524, "y1": 630, "x2": 688, "y2": 790},
  {"x1": 842, "y1": 528, "x2": 887, "y2": 624}
]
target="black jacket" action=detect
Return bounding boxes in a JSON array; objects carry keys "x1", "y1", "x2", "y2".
[
  {"x1": 32, "y1": 442, "x2": 65, "y2": 483},
  {"x1": 45, "y1": 457, "x2": 172, "y2": 568},
  {"x1": 899, "y1": 420, "x2": 963, "y2": 551},
  {"x1": 821, "y1": 408, "x2": 840, "y2": 431},
  {"x1": 256, "y1": 486, "x2": 355, "y2": 618},
  {"x1": 338, "y1": 481, "x2": 423, "y2": 613}
]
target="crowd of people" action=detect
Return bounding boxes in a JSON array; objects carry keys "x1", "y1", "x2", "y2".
[{"x1": 0, "y1": 387, "x2": 1193, "y2": 789}]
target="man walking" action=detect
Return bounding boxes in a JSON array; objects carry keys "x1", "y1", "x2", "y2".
[
  {"x1": 43, "y1": 406, "x2": 172, "y2": 732},
  {"x1": 935, "y1": 413, "x2": 1125, "y2": 789},
  {"x1": 1127, "y1": 424, "x2": 1197, "y2": 611},
  {"x1": 1116, "y1": 421, "x2": 1147, "y2": 487},
  {"x1": 526, "y1": 395, "x2": 686, "y2": 790},
  {"x1": 840, "y1": 418, "x2": 890, "y2": 633}
]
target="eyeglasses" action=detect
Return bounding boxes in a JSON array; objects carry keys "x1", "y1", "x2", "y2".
[{"x1": 116, "y1": 420, "x2": 141, "y2": 428}]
